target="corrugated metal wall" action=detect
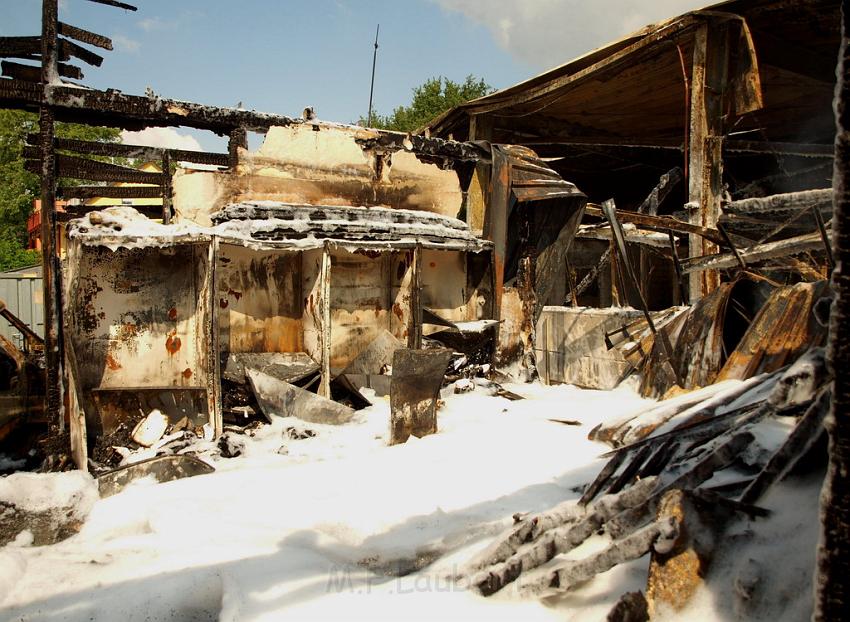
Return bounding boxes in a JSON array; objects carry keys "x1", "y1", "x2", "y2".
[{"x1": 0, "y1": 271, "x2": 43, "y2": 350}]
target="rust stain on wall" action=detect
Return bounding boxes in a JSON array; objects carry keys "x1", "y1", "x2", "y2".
[
  {"x1": 182, "y1": 368, "x2": 193, "y2": 379},
  {"x1": 165, "y1": 332, "x2": 182, "y2": 356},
  {"x1": 106, "y1": 353, "x2": 121, "y2": 371}
]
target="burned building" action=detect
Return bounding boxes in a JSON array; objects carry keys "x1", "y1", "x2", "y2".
[{"x1": 58, "y1": 123, "x2": 585, "y2": 465}]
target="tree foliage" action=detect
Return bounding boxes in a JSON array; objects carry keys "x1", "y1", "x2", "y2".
[
  {"x1": 365, "y1": 75, "x2": 493, "y2": 133},
  {"x1": 0, "y1": 110, "x2": 121, "y2": 271}
]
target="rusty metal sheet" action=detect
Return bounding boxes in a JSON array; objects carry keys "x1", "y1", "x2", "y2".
[
  {"x1": 223, "y1": 352, "x2": 318, "y2": 385},
  {"x1": 717, "y1": 280, "x2": 828, "y2": 381},
  {"x1": 639, "y1": 283, "x2": 735, "y2": 398},
  {"x1": 389, "y1": 348, "x2": 452, "y2": 445},
  {"x1": 246, "y1": 368, "x2": 355, "y2": 425},
  {"x1": 97, "y1": 455, "x2": 214, "y2": 498}
]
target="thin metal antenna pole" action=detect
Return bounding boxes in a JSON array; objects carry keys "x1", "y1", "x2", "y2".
[{"x1": 367, "y1": 24, "x2": 380, "y2": 127}]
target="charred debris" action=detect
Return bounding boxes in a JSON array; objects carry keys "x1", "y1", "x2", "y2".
[{"x1": 0, "y1": 0, "x2": 846, "y2": 616}]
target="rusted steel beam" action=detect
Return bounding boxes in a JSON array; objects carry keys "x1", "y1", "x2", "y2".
[
  {"x1": 584, "y1": 204, "x2": 726, "y2": 246},
  {"x1": 58, "y1": 185, "x2": 162, "y2": 200},
  {"x1": 58, "y1": 22, "x2": 113, "y2": 50},
  {"x1": 27, "y1": 134, "x2": 229, "y2": 166},
  {"x1": 83, "y1": 0, "x2": 137, "y2": 11},
  {"x1": 3, "y1": 59, "x2": 82, "y2": 81}
]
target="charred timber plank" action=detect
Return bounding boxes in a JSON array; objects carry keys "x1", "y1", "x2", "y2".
[
  {"x1": 3, "y1": 60, "x2": 82, "y2": 81},
  {"x1": 58, "y1": 22, "x2": 113, "y2": 50},
  {"x1": 0, "y1": 37, "x2": 42, "y2": 57},
  {"x1": 58, "y1": 38, "x2": 103, "y2": 67},
  {"x1": 474, "y1": 478, "x2": 659, "y2": 596},
  {"x1": 27, "y1": 135, "x2": 229, "y2": 166},
  {"x1": 740, "y1": 387, "x2": 831, "y2": 505},
  {"x1": 579, "y1": 448, "x2": 628, "y2": 506},
  {"x1": 83, "y1": 0, "x2": 137, "y2": 11},
  {"x1": 27, "y1": 154, "x2": 165, "y2": 184},
  {"x1": 605, "y1": 444, "x2": 654, "y2": 496},
  {"x1": 680, "y1": 232, "x2": 824, "y2": 274},
  {"x1": 585, "y1": 204, "x2": 726, "y2": 246},
  {"x1": 58, "y1": 185, "x2": 162, "y2": 200},
  {"x1": 606, "y1": 432, "x2": 755, "y2": 540},
  {"x1": 517, "y1": 517, "x2": 678, "y2": 597}
]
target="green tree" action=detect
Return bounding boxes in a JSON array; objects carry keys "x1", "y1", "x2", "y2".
[
  {"x1": 0, "y1": 109, "x2": 121, "y2": 271},
  {"x1": 365, "y1": 75, "x2": 493, "y2": 132}
]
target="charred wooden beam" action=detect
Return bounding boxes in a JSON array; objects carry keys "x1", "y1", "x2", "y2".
[
  {"x1": 815, "y1": 4, "x2": 850, "y2": 616},
  {"x1": 0, "y1": 36, "x2": 43, "y2": 57},
  {"x1": 59, "y1": 38, "x2": 103, "y2": 67},
  {"x1": 58, "y1": 185, "x2": 162, "y2": 200},
  {"x1": 0, "y1": 80, "x2": 298, "y2": 134},
  {"x1": 2, "y1": 60, "x2": 82, "y2": 81},
  {"x1": 83, "y1": 0, "x2": 137, "y2": 10},
  {"x1": 355, "y1": 130, "x2": 488, "y2": 163},
  {"x1": 26, "y1": 153, "x2": 166, "y2": 184},
  {"x1": 40, "y1": 0, "x2": 62, "y2": 430},
  {"x1": 585, "y1": 204, "x2": 726, "y2": 247},
  {"x1": 57, "y1": 22, "x2": 113, "y2": 50},
  {"x1": 688, "y1": 20, "x2": 730, "y2": 303},
  {"x1": 680, "y1": 231, "x2": 824, "y2": 274},
  {"x1": 26, "y1": 134, "x2": 230, "y2": 166}
]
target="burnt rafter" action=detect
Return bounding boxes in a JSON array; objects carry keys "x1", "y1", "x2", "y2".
[
  {"x1": 59, "y1": 185, "x2": 163, "y2": 200},
  {"x1": 26, "y1": 134, "x2": 230, "y2": 166},
  {"x1": 2, "y1": 60, "x2": 82, "y2": 81},
  {"x1": 59, "y1": 38, "x2": 103, "y2": 67},
  {"x1": 25, "y1": 153, "x2": 166, "y2": 185},
  {"x1": 83, "y1": 0, "x2": 137, "y2": 10},
  {"x1": 57, "y1": 22, "x2": 113, "y2": 51}
]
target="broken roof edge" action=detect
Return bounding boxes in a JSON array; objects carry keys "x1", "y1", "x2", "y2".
[
  {"x1": 424, "y1": 0, "x2": 755, "y2": 137},
  {"x1": 66, "y1": 204, "x2": 492, "y2": 253}
]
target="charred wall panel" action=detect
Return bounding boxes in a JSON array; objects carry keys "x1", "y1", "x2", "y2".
[
  {"x1": 420, "y1": 249, "x2": 468, "y2": 325},
  {"x1": 216, "y1": 244, "x2": 302, "y2": 355}
]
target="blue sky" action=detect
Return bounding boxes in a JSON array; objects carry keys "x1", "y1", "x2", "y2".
[{"x1": 3, "y1": 0, "x2": 706, "y2": 150}]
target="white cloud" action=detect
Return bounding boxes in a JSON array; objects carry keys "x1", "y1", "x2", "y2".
[
  {"x1": 138, "y1": 17, "x2": 177, "y2": 32},
  {"x1": 121, "y1": 127, "x2": 203, "y2": 151},
  {"x1": 112, "y1": 34, "x2": 140, "y2": 54},
  {"x1": 434, "y1": 0, "x2": 709, "y2": 70}
]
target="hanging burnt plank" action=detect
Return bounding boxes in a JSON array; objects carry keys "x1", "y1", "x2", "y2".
[
  {"x1": 58, "y1": 185, "x2": 163, "y2": 200},
  {"x1": 26, "y1": 135, "x2": 230, "y2": 167},
  {"x1": 584, "y1": 203, "x2": 726, "y2": 246},
  {"x1": 3, "y1": 60, "x2": 82, "y2": 81},
  {"x1": 25, "y1": 154, "x2": 165, "y2": 185},
  {"x1": 83, "y1": 0, "x2": 137, "y2": 10},
  {"x1": 59, "y1": 38, "x2": 103, "y2": 67},
  {"x1": 57, "y1": 22, "x2": 113, "y2": 50}
]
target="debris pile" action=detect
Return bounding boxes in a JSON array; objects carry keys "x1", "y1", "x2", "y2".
[{"x1": 458, "y1": 348, "x2": 830, "y2": 616}]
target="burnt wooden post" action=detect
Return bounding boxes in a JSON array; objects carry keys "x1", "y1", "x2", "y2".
[
  {"x1": 161, "y1": 152, "x2": 172, "y2": 224},
  {"x1": 318, "y1": 242, "x2": 332, "y2": 398},
  {"x1": 687, "y1": 20, "x2": 730, "y2": 303},
  {"x1": 228, "y1": 126, "x2": 247, "y2": 169},
  {"x1": 815, "y1": 4, "x2": 850, "y2": 618},
  {"x1": 40, "y1": 0, "x2": 63, "y2": 429},
  {"x1": 408, "y1": 244, "x2": 423, "y2": 349}
]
